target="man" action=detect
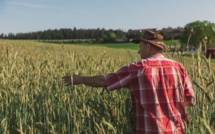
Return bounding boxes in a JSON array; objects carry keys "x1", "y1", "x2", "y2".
[{"x1": 62, "y1": 30, "x2": 195, "y2": 134}]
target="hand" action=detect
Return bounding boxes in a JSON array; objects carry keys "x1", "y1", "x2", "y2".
[
  {"x1": 62, "y1": 74, "x2": 81, "y2": 86},
  {"x1": 62, "y1": 75, "x2": 72, "y2": 86}
]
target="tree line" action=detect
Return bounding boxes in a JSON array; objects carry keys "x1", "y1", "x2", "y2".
[
  {"x1": 0, "y1": 28, "x2": 126, "y2": 42},
  {"x1": 1, "y1": 20, "x2": 215, "y2": 47}
]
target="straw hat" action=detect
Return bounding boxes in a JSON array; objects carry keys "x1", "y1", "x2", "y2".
[{"x1": 131, "y1": 30, "x2": 169, "y2": 51}]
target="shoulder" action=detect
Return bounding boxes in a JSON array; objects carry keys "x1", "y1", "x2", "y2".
[
  {"x1": 158, "y1": 57, "x2": 186, "y2": 68},
  {"x1": 128, "y1": 60, "x2": 147, "y2": 68}
]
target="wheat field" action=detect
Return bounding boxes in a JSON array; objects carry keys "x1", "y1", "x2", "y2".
[{"x1": 0, "y1": 40, "x2": 214, "y2": 134}]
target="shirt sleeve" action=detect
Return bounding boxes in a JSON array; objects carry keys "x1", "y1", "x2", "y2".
[
  {"x1": 104, "y1": 66, "x2": 131, "y2": 90},
  {"x1": 183, "y1": 70, "x2": 195, "y2": 102}
]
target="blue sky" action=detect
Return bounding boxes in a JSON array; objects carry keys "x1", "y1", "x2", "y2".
[{"x1": 0, "y1": 0, "x2": 215, "y2": 34}]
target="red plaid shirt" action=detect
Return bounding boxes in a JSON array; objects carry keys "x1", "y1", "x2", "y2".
[{"x1": 104, "y1": 54, "x2": 195, "y2": 134}]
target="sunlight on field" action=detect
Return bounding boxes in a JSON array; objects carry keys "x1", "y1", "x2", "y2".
[{"x1": 0, "y1": 40, "x2": 214, "y2": 133}]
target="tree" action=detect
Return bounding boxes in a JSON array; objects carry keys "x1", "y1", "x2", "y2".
[
  {"x1": 7, "y1": 33, "x2": 15, "y2": 39},
  {"x1": 103, "y1": 32, "x2": 116, "y2": 43},
  {"x1": 180, "y1": 20, "x2": 215, "y2": 49},
  {"x1": 0, "y1": 33, "x2": 4, "y2": 39}
]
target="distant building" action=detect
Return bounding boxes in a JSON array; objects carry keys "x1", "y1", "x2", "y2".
[
  {"x1": 126, "y1": 28, "x2": 184, "y2": 40},
  {"x1": 158, "y1": 28, "x2": 184, "y2": 39},
  {"x1": 206, "y1": 48, "x2": 215, "y2": 59},
  {"x1": 126, "y1": 28, "x2": 157, "y2": 39},
  {"x1": 127, "y1": 28, "x2": 157, "y2": 34}
]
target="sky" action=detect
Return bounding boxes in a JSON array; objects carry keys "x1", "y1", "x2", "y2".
[{"x1": 0, "y1": 0, "x2": 215, "y2": 34}]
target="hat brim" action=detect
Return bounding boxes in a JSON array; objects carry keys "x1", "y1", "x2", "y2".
[
  {"x1": 130, "y1": 38, "x2": 145, "y2": 44},
  {"x1": 131, "y1": 39, "x2": 169, "y2": 51}
]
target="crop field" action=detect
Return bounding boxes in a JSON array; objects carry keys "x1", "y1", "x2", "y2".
[{"x1": 0, "y1": 40, "x2": 214, "y2": 134}]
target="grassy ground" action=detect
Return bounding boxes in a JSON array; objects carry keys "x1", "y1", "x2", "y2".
[
  {"x1": 69, "y1": 42, "x2": 139, "y2": 50},
  {"x1": 40, "y1": 39, "x2": 180, "y2": 50}
]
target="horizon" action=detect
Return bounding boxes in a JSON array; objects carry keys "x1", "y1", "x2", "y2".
[
  {"x1": 0, "y1": 25, "x2": 185, "y2": 35},
  {"x1": 1, "y1": 0, "x2": 215, "y2": 34}
]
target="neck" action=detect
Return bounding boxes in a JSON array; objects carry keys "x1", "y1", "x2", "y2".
[
  {"x1": 149, "y1": 49, "x2": 162, "y2": 55},
  {"x1": 147, "y1": 52, "x2": 163, "y2": 58}
]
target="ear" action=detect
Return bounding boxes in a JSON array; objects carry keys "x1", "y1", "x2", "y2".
[{"x1": 146, "y1": 44, "x2": 151, "y2": 50}]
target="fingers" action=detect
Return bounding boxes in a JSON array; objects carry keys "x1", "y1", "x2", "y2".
[
  {"x1": 62, "y1": 73, "x2": 81, "y2": 86},
  {"x1": 62, "y1": 75, "x2": 72, "y2": 86}
]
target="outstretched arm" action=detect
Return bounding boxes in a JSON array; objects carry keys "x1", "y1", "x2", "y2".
[{"x1": 62, "y1": 75, "x2": 107, "y2": 87}]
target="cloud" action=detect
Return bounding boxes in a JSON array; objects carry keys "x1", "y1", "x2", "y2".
[{"x1": 7, "y1": 1, "x2": 54, "y2": 9}]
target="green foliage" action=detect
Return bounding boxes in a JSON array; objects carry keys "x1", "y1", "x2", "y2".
[
  {"x1": 163, "y1": 39, "x2": 181, "y2": 46},
  {"x1": 42, "y1": 40, "x2": 179, "y2": 50},
  {"x1": 1, "y1": 28, "x2": 126, "y2": 41},
  {"x1": 40, "y1": 40, "x2": 139, "y2": 50},
  {"x1": 103, "y1": 32, "x2": 116, "y2": 43},
  {"x1": 180, "y1": 20, "x2": 215, "y2": 48},
  {"x1": 84, "y1": 43, "x2": 138, "y2": 50}
]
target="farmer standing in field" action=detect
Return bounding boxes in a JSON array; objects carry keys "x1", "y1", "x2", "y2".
[{"x1": 62, "y1": 30, "x2": 195, "y2": 134}]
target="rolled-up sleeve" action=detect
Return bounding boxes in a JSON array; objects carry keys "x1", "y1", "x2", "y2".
[{"x1": 104, "y1": 66, "x2": 131, "y2": 90}]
